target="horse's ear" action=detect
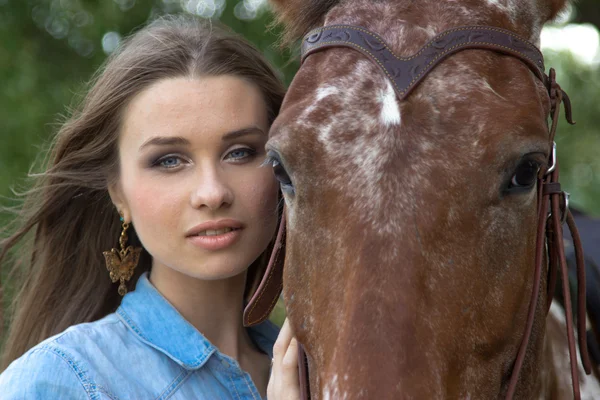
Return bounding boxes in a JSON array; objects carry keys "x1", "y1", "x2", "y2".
[
  {"x1": 269, "y1": 0, "x2": 303, "y2": 28},
  {"x1": 269, "y1": 0, "x2": 300, "y2": 15},
  {"x1": 541, "y1": 0, "x2": 569, "y2": 22},
  {"x1": 269, "y1": 0, "x2": 340, "y2": 45}
]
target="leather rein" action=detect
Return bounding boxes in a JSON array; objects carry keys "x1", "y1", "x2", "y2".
[{"x1": 243, "y1": 24, "x2": 592, "y2": 400}]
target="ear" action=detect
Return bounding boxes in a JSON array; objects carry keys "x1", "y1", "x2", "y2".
[
  {"x1": 108, "y1": 181, "x2": 131, "y2": 223},
  {"x1": 269, "y1": 0, "x2": 305, "y2": 24},
  {"x1": 540, "y1": 0, "x2": 570, "y2": 22},
  {"x1": 269, "y1": 0, "x2": 340, "y2": 45}
]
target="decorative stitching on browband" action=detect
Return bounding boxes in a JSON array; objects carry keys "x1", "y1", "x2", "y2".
[
  {"x1": 304, "y1": 25, "x2": 544, "y2": 64},
  {"x1": 307, "y1": 40, "x2": 540, "y2": 98},
  {"x1": 305, "y1": 39, "x2": 405, "y2": 96},
  {"x1": 302, "y1": 25, "x2": 546, "y2": 100}
]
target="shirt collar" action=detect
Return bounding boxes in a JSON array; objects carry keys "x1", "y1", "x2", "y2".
[{"x1": 117, "y1": 272, "x2": 279, "y2": 370}]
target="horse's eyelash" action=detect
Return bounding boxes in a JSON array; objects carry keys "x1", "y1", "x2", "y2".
[{"x1": 261, "y1": 156, "x2": 277, "y2": 168}]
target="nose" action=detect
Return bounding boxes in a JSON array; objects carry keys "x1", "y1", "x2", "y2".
[{"x1": 190, "y1": 167, "x2": 234, "y2": 211}]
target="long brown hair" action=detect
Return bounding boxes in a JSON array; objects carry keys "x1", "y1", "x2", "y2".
[{"x1": 0, "y1": 14, "x2": 285, "y2": 369}]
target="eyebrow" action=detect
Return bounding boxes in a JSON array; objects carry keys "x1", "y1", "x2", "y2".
[
  {"x1": 222, "y1": 126, "x2": 266, "y2": 141},
  {"x1": 139, "y1": 127, "x2": 266, "y2": 151},
  {"x1": 139, "y1": 136, "x2": 190, "y2": 150}
]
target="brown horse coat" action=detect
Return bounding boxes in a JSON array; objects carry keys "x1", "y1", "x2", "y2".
[{"x1": 264, "y1": 0, "x2": 600, "y2": 398}]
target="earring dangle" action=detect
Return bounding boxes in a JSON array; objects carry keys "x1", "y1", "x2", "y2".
[{"x1": 103, "y1": 218, "x2": 142, "y2": 296}]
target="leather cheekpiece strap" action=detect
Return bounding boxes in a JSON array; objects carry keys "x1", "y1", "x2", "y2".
[
  {"x1": 543, "y1": 182, "x2": 562, "y2": 195},
  {"x1": 243, "y1": 211, "x2": 286, "y2": 327}
]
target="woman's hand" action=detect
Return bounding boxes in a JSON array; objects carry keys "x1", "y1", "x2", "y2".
[{"x1": 267, "y1": 318, "x2": 301, "y2": 400}]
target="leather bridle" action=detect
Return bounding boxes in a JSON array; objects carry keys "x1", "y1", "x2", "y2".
[{"x1": 243, "y1": 24, "x2": 592, "y2": 400}]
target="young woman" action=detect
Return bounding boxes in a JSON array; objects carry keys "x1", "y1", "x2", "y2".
[{"x1": 0, "y1": 15, "x2": 299, "y2": 399}]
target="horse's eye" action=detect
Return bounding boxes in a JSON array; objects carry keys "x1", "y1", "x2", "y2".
[
  {"x1": 272, "y1": 158, "x2": 292, "y2": 186},
  {"x1": 510, "y1": 160, "x2": 540, "y2": 188},
  {"x1": 264, "y1": 151, "x2": 294, "y2": 194}
]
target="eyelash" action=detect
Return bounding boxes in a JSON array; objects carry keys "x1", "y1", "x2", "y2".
[
  {"x1": 224, "y1": 147, "x2": 257, "y2": 162},
  {"x1": 152, "y1": 154, "x2": 186, "y2": 170}
]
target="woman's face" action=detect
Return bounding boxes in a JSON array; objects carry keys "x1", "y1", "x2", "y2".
[{"x1": 112, "y1": 76, "x2": 279, "y2": 281}]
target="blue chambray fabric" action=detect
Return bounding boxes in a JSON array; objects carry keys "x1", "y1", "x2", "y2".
[{"x1": 0, "y1": 273, "x2": 279, "y2": 400}]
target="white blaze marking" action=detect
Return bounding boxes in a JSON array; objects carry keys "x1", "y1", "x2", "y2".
[
  {"x1": 323, "y1": 374, "x2": 348, "y2": 399},
  {"x1": 316, "y1": 86, "x2": 340, "y2": 101},
  {"x1": 379, "y1": 80, "x2": 401, "y2": 126}
]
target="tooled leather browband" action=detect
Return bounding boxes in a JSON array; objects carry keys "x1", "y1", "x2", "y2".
[{"x1": 301, "y1": 25, "x2": 547, "y2": 100}]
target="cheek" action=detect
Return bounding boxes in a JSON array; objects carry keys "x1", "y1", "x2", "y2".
[
  {"x1": 129, "y1": 184, "x2": 179, "y2": 221},
  {"x1": 120, "y1": 171, "x2": 186, "y2": 243},
  {"x1": 238, "y1": 169, "x2": 279, "y2": 221}
]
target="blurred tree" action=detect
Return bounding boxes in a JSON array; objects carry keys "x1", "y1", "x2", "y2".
[{"x1": 545, "y1": 50, "x2": 600, "y2": 215}]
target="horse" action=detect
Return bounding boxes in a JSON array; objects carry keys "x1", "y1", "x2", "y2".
[{"x1": 244, "y1": 0, "x2": 600, "y2": 398}]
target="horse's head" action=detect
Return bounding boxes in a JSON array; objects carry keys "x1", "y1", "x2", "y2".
[{"x1": 268, "y1": 0, "x2": 572, "y2": 397}]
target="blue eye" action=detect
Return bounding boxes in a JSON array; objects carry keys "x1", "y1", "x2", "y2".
[
  {"x1": 226, "y1": 148, "x2": 255, "y2": 161},
  {"x1": 152, "y1": 155, "x2": 184, "y2": 170},
  {"x1": 161, "y1": 157, "x2": 180, "y2": 168}
]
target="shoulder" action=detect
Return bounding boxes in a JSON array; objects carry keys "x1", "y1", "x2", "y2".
[
  {"x1": 0, "y1": 314, "x2": 126, "y2": 399},
  {"x1": 0, "y1": 345, "x2": 94, "y2": 399}
]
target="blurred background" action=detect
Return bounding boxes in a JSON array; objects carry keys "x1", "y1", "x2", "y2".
[{"x1": 0, "y1": 1, "x2": 598, "y2": 326}]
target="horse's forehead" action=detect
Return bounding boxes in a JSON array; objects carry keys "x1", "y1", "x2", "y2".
[
  {"x1": 276, "y1": 54, "x2": 525, "y2": 163},
  {"x1": 284, "y1": 60, "x2": 406, "y2": 229},
  {"x1": 323, "y1": 0, "x2": 543, "y2": 46},
  {"x1": 274, "y1": 59, "x2": 492, "y2": 237}
]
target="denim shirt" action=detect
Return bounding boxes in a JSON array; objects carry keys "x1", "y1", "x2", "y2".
[{"x1": 0, "y1": 273, "x2": 279, "y2": 399}]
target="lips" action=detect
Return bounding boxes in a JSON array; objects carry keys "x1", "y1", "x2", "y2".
[
  {"x1": 185, "y1": 219, "x2": 244, "y2": 251},
  {"x1": 185, "y1": 219, "x2": 244, "y2": 237},
  {"x1": 194, "y1": 227, "x2": 236, "y2": 236}
]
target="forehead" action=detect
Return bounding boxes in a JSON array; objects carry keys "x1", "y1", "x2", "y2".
[{"x1": 121, "y1": 76, "x2": 268, "y2": 144}]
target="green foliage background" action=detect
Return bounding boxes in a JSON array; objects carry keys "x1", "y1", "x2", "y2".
[{"x1": 0, "y1": 1, "x2": 598, "y2": 328}]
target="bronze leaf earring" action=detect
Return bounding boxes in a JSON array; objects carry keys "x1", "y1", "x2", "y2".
[{"x1": 103, "y1": 215, "x2": 142, "y2": 296}]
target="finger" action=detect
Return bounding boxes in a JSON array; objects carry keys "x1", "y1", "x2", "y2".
[
  {"x1": 273, "y1": 319, "x2": 294, "y2": 366},
  {"x1": 281, "y1": 338, "x2": 300, "y2": 393},
  {"x1": 282, "y1": 337, "x2": 298, "y2": 370},
  {"x1": 267, "y1": 361, "x2": 276, "y2": 399},
  {"x1": 271, "y1": 319, "x2": 290, "y2": 386},
  {"x1": 279, "y1": 318, "x2": 294, "y2": 349},
  {"x1": 270, "y1": 323, "x2": 301, "y2": 400}
]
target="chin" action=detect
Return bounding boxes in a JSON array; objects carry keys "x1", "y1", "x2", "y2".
[{"x1": 179, "y1": 257, "x2": 253, "y2": 281}]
